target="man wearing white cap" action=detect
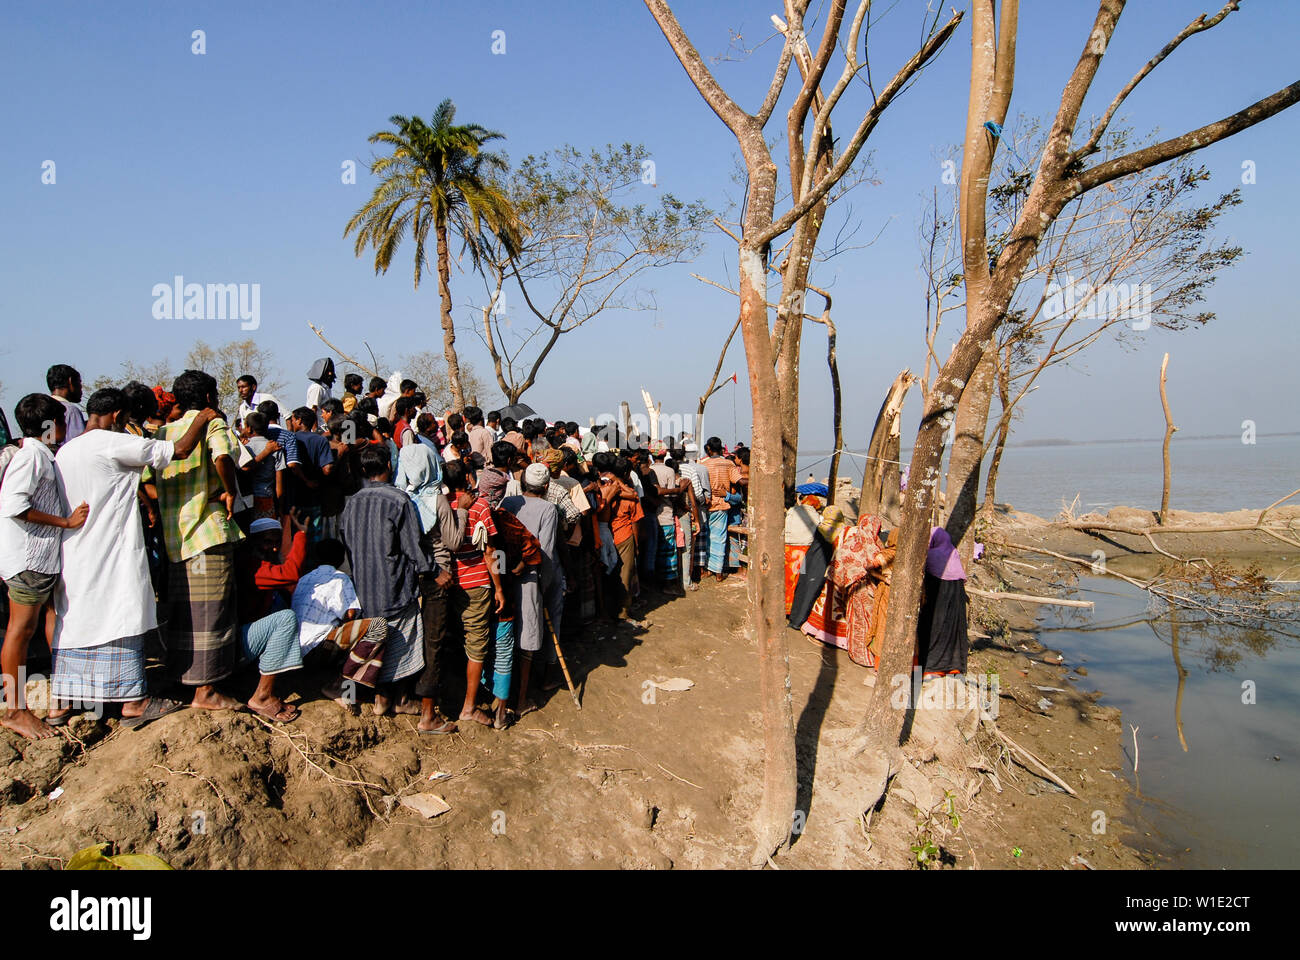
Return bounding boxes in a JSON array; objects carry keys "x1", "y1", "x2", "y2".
[{"x1": 500, "y1": 462, "x2": 564, "y2": 715}]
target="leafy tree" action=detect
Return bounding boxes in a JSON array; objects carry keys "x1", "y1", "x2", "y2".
[{"x1": 476, "y1": 143, "x2": 710, "y2": 404}]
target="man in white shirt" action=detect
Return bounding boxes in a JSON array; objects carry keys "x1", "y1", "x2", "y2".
[
  {"x1": 0, "y1": 394, "x2": 88, "y2": 739},
  {"x1": 290, "y1": 544, "x2": 362, "y2": 656},
  {"x1": 46, "y1": 363, "x2": 86, "y2": 442},
  {"x1": 49, "y1": 387, "x2": 217, "y2": 729},
  {"x1": 235, "y1": 374, "x2": 278, "y2": 427},
  {"x1": 289, "y1": 538, "x2": 393, "y2": 714}
]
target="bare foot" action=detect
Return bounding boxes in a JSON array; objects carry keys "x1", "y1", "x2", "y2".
[
  {"x1": 515, "y1": 700, "x2": 539, "y2": 719},
  {"x1": 372, "y1": 694, "x2": 394, "y2": 717},
  {"x1": 0, "y1": 709, "x2": 56, "y2": 740},
  {"x1": 321, "y1": 677, "x2": 345, "y2": 699},
  {"x1": 458, "y1": 707, "x2": 493, "y2": 727},
  {"x1": 189, "y1": 689, "x2": 244, "y2": 711},
  {"x1": 394, "y1": 698, "x2": 420, "y2": 716}
]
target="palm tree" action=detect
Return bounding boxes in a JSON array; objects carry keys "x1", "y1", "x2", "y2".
[{"x1": 345, "y1": 100, "x2": 520, "y2": 411}]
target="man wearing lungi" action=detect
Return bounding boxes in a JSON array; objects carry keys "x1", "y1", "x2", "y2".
[
  {"x1": 51, "y1": 388, "x2": 218, "y2": 728},
  {"x1": 147, "y1": 369, "x2": 246, "y2": 712}
]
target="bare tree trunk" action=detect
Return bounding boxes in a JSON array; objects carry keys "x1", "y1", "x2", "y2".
[
  {"x1": 851, "y1": 387, "x2": 953, "y2": 794},
  {"x1": 1159, "y1": 351, "x2": 1176, "y2": 524},
  {"x1": 738, "y1": 241, "x2": 797, "y2": 864},
  {"x1": 858, "y1": 370, "x2": 914, "y2": 521},
  {"x1": 698, "y1": 315, "x2": 742, "y2": 444},
  {"x1": 642, "y1": 388, "x2": 662, "y2": 444},
  {"x1": 776, "y1": 314, "x2": 804, "y2": 497},
  {"x1": 981, "y1": 344, "x2": 1013, "y2": 516},
  {"x1": 807, "y1": 287, "x2": 841, "y2": 503},
  {"x1": 824, "y1": 317, "x2": 841, "y2": 504},
  {"x1": 944, "y1": 328, "x2": 998, "y2": 566},
  {"x1": 435, "y1": 220, "x2": 465, "y2": 411}
]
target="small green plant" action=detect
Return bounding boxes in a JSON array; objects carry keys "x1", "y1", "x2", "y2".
[
  {"x1": 943, "y1": 790, "x2": 961, "y2": 831},
  {"x1": 911, "y1": 836, "x2": 940, "y2": 868}
]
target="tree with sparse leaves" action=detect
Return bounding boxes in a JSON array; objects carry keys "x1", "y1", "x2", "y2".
[
  {"x1": 475, "y1": 143, "x2": 710, "y2": 406},
  {"x1": 185, "y1": 340, "x2": 282, "y2": 415}
]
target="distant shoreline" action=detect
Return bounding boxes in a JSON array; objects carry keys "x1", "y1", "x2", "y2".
[{"x1": 795, "y1": 430, "x2": 1300, "y2": 459}]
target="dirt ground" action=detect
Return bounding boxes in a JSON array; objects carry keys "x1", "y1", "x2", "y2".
[{"x1": 0, "y1": 537, "x2": 1156, "y2": 870}]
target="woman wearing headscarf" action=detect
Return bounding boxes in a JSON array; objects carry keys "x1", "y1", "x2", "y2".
[
  {"x1": 305, "y1": 358, "x2": 335, "y2": 414},
  {"x1": 395, "y1": 442, "x2": 442, "y2": 534},
  {"x1": 791, "y1": 504, "x2": 850, "y2": 650},
  {"x1": 395, "y1": 440, "x2": 466, "y2": 733},
  {"x1": 826, "y1": 514, "x2": 894, "y2": 668},
  {"x1": 918, "y1": 527, "x2": 969, "y2": 677},
  {"x1": 783, "y1": 487, "x2": 825, "y2": 615}
]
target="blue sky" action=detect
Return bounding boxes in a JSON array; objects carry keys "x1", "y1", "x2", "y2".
[{"x1": 2, "y1": 0, "x2": 1297, "y2": 453}]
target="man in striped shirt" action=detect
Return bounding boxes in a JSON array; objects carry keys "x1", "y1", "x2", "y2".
[{"x1": 442, "y1": 460, "x2": 505, "y2": 728}]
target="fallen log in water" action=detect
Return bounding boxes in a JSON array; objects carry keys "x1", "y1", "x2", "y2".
[{"x1": 968, "y1": 587, "x2": 1093, "y2": 608}]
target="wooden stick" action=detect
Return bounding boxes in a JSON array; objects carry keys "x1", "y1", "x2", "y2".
[
  {"x1": 968, "y1": 587, "x2": 1093, "y2": 608},
  {"x1": 1257, "y1": 486, "x2": 1300, "y2": 524},
  {"x1": 307, "y1": 322, "x2": 380, "y2": 378},
  {"x1": 980, "y1": 710, "x2": 1078, "y2": 796},
  {"x1": 543, "y1": 609, "x2": 581, "y2": 710}
]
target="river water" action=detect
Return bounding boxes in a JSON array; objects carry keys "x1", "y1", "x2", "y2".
[{"x1": 1040, "y1": 576, "x2": 1298, "y2": 869}]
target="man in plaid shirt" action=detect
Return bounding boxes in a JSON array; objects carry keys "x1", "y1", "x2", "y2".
[{"x1": 146, "y1": 369, "x2": 245, "y2": 712}]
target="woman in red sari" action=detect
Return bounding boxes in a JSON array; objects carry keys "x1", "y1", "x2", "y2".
[{"x1": 801, "y1": 512, "x2": 893, "y2": 667}]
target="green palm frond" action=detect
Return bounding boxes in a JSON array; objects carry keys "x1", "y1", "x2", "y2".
[{"x1": 345, "y1": 99, "x2": 520, "y2": 289}]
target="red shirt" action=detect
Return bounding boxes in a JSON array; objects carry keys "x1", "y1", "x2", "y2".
[
  {"x1": 453, "y1": 497, "x2": 498, "y2": 589},
  {"x1": 236, "y1": 531, "x2": 307, "y2": 622}
]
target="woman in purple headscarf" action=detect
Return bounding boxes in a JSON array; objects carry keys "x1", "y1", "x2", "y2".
[{"x1": 918, "y1": 527, "x2": 969, "y2": 677}]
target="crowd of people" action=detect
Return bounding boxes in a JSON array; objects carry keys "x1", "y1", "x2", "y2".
[{"x1": 0, "y1": 358, "x2": 754, "y2": 740}]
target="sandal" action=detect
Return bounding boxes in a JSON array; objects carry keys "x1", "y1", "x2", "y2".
[
  {"x1": 121, "y1": 697, "x2": 186, "y2": 730},
  {"x1": 249, "y1": 701, "x2": 300, "y2": 724},
  {"x1": 418, "y1": 719, "x2": 458, "y2": 735},
  {"x1": 44, "y1": 711, "x2": 75, "y2": 728}
]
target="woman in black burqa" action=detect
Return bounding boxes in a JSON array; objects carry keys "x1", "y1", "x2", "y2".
[{"x1": 918, "y1": 527, "x2": 969, "y2": 677}]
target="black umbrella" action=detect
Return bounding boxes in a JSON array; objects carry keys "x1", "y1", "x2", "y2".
[{"x1": 498, "y1": 402, "x2": 537, "y2": 422}]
